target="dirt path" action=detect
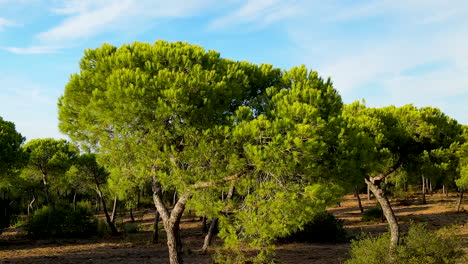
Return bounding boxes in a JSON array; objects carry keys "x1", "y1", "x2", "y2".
[{"x1": 1, "y1": 193, "x2": 466, "y2": 264}]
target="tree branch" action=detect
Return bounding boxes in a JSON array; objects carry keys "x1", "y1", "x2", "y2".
[
  {"x1": 370, "y1": 159, "x2": 402, "y2": 182},
  {"x1": 192, "y1": 170, "x2": 247, "y2": 189}
]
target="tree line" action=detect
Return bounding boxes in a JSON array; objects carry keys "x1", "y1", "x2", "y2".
[{"x1": 1, "y1": 40, "x2": 467, "y2": 264}]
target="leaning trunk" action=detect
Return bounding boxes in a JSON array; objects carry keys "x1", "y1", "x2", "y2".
[
  {"x1": 111, "y1": 196, "x2": 118, "y2": 223},
  {"x1": 355, "y1": 186, "x2": 364, "y2": 214},
  {"x1": 456, "y1": 190, "x2": 464, "y2": 212},
  {"x1": 202, "y1": 218, "x2": 219, "y2": 253},
  {"x1": 96, "y1": 186, "x2": 119, "y2": 236},
  {"x1": 365, "y1": 178, "x2": 399, "y2": 253}
]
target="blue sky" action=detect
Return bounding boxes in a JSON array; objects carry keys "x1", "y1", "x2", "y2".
[{"x1": 1, "y1": 0, "x2": 467, "y2": 141}]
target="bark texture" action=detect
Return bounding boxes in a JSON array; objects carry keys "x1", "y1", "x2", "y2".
[
  {"x1": 365, "y1": 178, "x2": 399, "y2": 253},
  {"x1": 152, "y1": 179, "x2": 187, "y2": 264},
  {"x1": 202, "y1": 218, "x2": 218, "y2": 253}
]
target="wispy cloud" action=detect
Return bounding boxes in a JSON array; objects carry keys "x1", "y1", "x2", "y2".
[
  {"x1": 39, "y1": 0, "x2": 216, "y2": 43},
  {"x1": 1, "y1": 45, "x2": 61, "y2": 54},
  {"x1": 0, "y1": 17, "x2": 16, "y2": 31},
  {"x1": 5, "y1": 0, "x2": 216, "y2": 54},
  {"x1": 208, "y1": 0, "x2": 305, "y2": 30}
]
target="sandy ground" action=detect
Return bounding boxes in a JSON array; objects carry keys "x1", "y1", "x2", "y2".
[{"x1": 0, "y1": 193, "x2": 467, "y2": 264}]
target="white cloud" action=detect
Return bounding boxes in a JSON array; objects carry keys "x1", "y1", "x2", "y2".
[
  {"x1": 208, "y1": 0, "x2": 306, "y2": 30},
  {"x1": 0, "y1": 17, "x2": 16, "y2": 31},
  {"x1": 38, "y1": 0, "x2": 216, "y2": 43},
  {"x1": 1, "y1": 45, "x2": 61, "y2": 54}
]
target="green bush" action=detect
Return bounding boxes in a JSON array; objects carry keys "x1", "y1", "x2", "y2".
[
  {"x1": 361, "y1": 207, "x2": 383, "y2": 222},
  {"x1": 124, "y1": 222, "x2": 140, "y2": 234},
  {"x1": 280, "y1": 211, "x2": 347, "y2": 243},
  {"x1": 346, "y1": 223, "x2": 464, "y2": 264},
  {"x1": 27, "y1": 201, "x2": 97, "y2": 239}
]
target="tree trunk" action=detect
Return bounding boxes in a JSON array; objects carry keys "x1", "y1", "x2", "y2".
[
  {"x1": 27, "y1": 194, "x2": 36, "y2": 216},
  {"x1": 96, "y1": 186, "x2": 119, "y2": 236},
  {"x1": 201, "y1": 216, "x2": 208, "y2": 233},
  {"x1": 429, "y1": 179, "x2": 433, "y2": 195},
  {"x1": 422, "y1": 176, "x2": 426, "y2": 205},
  {"x1": 130, "y1": 208, "x2": 135, "y2": 222},
  {"x1": 202, "y1": 218, "x2": 218, "y2": 253},
  {"x1": 152, "y1": 179, "x2": 187, "y2": 264},
  {"x1": 365, "y1": 178, "x2": 399, "y2": 253},
  {"x1": 72, "y1": 190, "x2": 77, "y2": 211},
  {"x1": 111, "y1": 196, "x2": 118, "y2": 223},
  {"x1": 202, "y1": 182, "x2": 235, "y2": 252},
  {"x1": 456, "y1": 190, "x2": 464, "y2": 212},
  {"x1": 41, "y1": 173, "x2": 52, "y2": 208},
  {"x1": 355, "y1": 186, "x2": 364, "y2": 214},
  {"x1": 152, "y1": 208, "x2": 160, "y2": 244}
]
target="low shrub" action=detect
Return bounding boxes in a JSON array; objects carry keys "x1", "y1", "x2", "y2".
[
  {"x1": 280, "y1": 211, "x2": 347, "y2": 243},
  {"x1": 361, "y1": 207, "x2": 383, "y2": 222},
  {"x1": 346, "y1": 223, "x2": 464, "y2": 264},
  {"x1": 27, "y1": 201, "x2": 97, "y2": 239},
  {"x1": 124, "y1": 222, "x2": 140, "y2": 234}
]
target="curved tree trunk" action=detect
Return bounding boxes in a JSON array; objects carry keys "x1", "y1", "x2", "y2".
[
  {"x1": 365, "y1": 178, "x2": 399, "y2": 253},
  {"x1": 28, "y1": 193, "x2": 36, "y2": 216},
  {"x1": 96, "y1": 185, "x2": 119, "y2": 236}
]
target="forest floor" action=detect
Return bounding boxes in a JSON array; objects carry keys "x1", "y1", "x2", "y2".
[{"x1": 0, "y1": 192, "x2": 467, "y2": 264}]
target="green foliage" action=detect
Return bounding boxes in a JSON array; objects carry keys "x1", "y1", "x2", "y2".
[
  {"x1": 455, "y1": 126, "x2": 468, "y2": 190},
  {"x1": 346, "y1": 223, "x2": 464, "y2": 264},
  {"x1": 280, "y1": 211, "x2": 347, "y2": 243},
  {"x1": 361, "y1": 207, "x2": 383, "y2": 222},
  {"x1": 27, "y1": 201, "x2": 96, "y2": 238},
  {"x1": 123, "y1": 222, "x2": 140, "y2": 234},
  {"x1": 96, "y1": 219, "x2": 112, "y2": 237},
  {"x1": 0, "y1": 116, "x2": 26, "y2": 185}
]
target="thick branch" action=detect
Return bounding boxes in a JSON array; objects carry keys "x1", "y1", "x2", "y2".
[
  {"x1": 193, "y1": 170, "x2": 246, "y2": 189},
  {"x1": 370, "y1": 160, "x2": 402, "y2": 182}
]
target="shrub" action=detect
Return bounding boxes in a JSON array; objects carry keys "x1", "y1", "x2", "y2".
[
  {"x1": 96, "y1": 219, "x2": 112, "y2": 237},
  {"x1": 124, "y1": 222, "x2": 140, "y2": 234},
  {"x1": 346, "y1": 223, "x2": 464, "y2": 264},
  {"x1": 361, "y1": 207, "x2": 383, "y2": 222},
  {"x1": 27, "y1": 201, "x2": 97, "y2": 239},
  {"x1": 280, "y1": 211, "x2": 347, "y2": 243}
]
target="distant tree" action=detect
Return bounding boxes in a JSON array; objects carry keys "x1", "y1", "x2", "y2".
[
  {"x1": 345, "y1": 103, "x2": 464, "y2": 253},
  {"x1": 0, "y1": 116, "x2": 26, "y2": 230},
  {"x1": 455, "y1": 126, "x2": 468, "y2": 211},
  {"x1": 22, "y1": 139, "x2": 78, "y2": 209},
  {"x1": 67, "y1": 153, "x2": 118, "y2": 235}
]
